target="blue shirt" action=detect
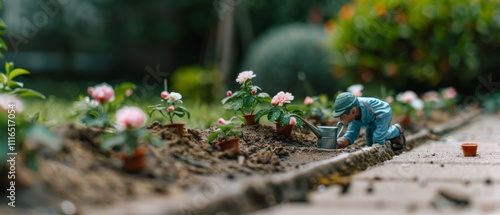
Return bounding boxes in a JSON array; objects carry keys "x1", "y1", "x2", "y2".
[{"x1": 342, "y1": 97, "x2": 393, "y2": 145}]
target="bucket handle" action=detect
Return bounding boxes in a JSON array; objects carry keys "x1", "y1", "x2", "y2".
[{"x1": 336, "y1": 121, "x2": 344, "y2": 139}]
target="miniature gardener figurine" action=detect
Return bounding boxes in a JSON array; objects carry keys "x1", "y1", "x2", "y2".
[{"x1": 333, "y1": 92, "x2": 406, "y2": 150}]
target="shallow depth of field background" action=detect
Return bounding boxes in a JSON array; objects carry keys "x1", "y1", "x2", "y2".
[{"x1": 3, "y1": 0, "x2": 500, "y2": 128}]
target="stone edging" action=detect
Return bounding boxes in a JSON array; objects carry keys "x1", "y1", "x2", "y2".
[{"x1": 171, "y1": 109, "x2": 481, "y2": 215}]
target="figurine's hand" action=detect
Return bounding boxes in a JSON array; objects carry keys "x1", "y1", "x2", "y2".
[{"x1": 336, "y1": 137, "x2": 350, "y2": 149}]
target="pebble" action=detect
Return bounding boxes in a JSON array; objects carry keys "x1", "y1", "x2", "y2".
[{"x1": 60, "y1": 200, "x2": 77, "y2": 215}]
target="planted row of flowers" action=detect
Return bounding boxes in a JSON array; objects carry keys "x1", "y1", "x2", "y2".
[{"x1": 1, "y1": 62, "x2": 460, "y2": 174}]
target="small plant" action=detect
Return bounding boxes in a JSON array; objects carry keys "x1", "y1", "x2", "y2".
[
  {"x1": 0, "y1": 94, "x2": 61, "y2": 171},
  {"x1": 207, "y1": 117, "x2": 243, "y2": 144},
  {"x1": 148, "y1": 80, "x2": 190, "y2": 124},
  {"x1": 422, "y1": 87, "x2": 459, "y2": 115},
  {"x1": 101, "y1": 106, "x2": 161, "y2": 156},
  {"x1": 0, "y1": 62, "x2": 45, "y2": 99},
  {"x1": 221, "y1": 71, "x2": 271, "y2": 117},
  {"x1": 72, "y1": 82, "x2": 135, "y2": 128},
  {"x1": 393, "y1": 90, "x2": 423, "y2": 118},
  {"x1": 303, "y1": 94, "x2": 333, "y2": 120},
  {"x1": 255, "y1": 91, "x2": 305, "y2": 129}
]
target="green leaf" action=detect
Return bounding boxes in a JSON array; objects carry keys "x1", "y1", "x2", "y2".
[
  {"x1": 5, "y1": 62, "x2": 13, "y2": 73},
  {"x1": 267, "y1": 108, "x2": 282, "y2": 122},
  {"x1": 9, "y1": 88, "x2": 46, "y2": 99},
  {"x1": 101, "y1": 133, "x2": 126, "y2": 151},
  {"x1": 177, "y1": 106, "x2": 190, "y2": 119},
  {"x1": 29, "y1": 112, "x2": 40, "y2": 124},
  {"x1": 244, "y1": 96, "x2": 255, "y2": 107},
  {"x1": 279, "y1": 114, "x2": 291, "y2": 126},
  {"x1": 8, "y1": 68, "x2": 30, "y2": 80},
  {"x1": 254, "y1": 109, "x2": 269, "y2": 121},
  {"x1": 7, "y1": 80, "x2": 23, "y2": 88},
  {"x1": 0, "y1": 73, "x2": 6, "y2": 84},
  {"x1": 208, "y1": 132, "x2": 219, "y2": 143},
  {"x1": 226, "y1": 100, "x2": 243, "y2": 111}
]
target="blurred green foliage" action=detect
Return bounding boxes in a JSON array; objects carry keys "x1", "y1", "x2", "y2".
[
  {"x1": 329, "y1": 0, "x2": 500, "y2": 91},
  {"x1": 171, "y1": 65, "x2": 223, "y2": 103},
  {"x1": 243, "y1": 23, "x2": 337, "y2": 97}
]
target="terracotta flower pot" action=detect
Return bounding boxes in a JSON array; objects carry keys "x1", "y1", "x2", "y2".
[
  {"x1": 243, "y1": 114, "x2": 258, "y2": 125},
  {"x1": 461, "y1": 143, "x2": 478, "y2": 157},
  {"x1": 217, "y1": 138, "x2": 240, "y2": 153},
  {"x1": 164, "y1": 123, "x2": 185, "y2": 136},
  {"x1": 119, "y1": 147, "x2": 147, "y2": 173},
  {"x1": 275, "y1": 123, "x2": 293, "y2": 135}
]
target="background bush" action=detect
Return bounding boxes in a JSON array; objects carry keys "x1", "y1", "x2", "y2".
[
  {"x1": 329, "y1": 0, "x2": 500, "y2": 93},
  {"x1": 242, "y1": 23, "x2": 338, "y2": 97}
]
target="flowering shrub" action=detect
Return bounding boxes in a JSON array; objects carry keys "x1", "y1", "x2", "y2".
[
  {"x1": 0, "y1": 62, "x2": 45, "y2": 99},
  {"x1": 72, "y1": 82, "x2": 135, "y2": 128},
  {"x1": 207, "y1": 117, "x2": 243, "y2": 144},
  {"x1": 148, "y1": 80, "x2": 190, "y2": 124},
  {"x1": 222, "y1": 71, "x2": 271, "y2": 118},
  {"x1": 255, "y1": 91, "x2": 305, "y2": 129},
  {"x1": 101, "y1": 106, "x2": 161, "y2": 156}
]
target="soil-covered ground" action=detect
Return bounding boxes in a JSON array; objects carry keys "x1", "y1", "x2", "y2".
[{"x1": 2, "y1": 109, "x2": 461, "y2": 213}]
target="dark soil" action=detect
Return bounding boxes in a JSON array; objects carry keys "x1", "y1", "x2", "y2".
[{"x1": 2, "y1": 110, "x2": 461, "y2": 213}]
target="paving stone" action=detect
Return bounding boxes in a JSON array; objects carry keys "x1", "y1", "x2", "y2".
[{"x1": 251, "y1": 113, "x2": 500, "y2": 214}]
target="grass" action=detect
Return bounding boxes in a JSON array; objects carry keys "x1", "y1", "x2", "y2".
[{"x1": 23, "y1": 95, "x2": 258, "y2": 130}]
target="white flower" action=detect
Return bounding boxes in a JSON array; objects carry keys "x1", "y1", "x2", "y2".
[
  {"x1": 396, "y1": 91, "x2": 418, "y2": 103},
  {"x1": 0, "y1": 94, "x2": 24, "y2": 113},
  {"x1": 235, "y1": 70, "x2": 256, "y2": 84},
  {"x1": 347, "y1": 84, "x2": 364, "y2": 97},
  {"x1": 410, "y1": 98, "x2": 424, "y2": 111},
  {"x1": 167, "y1": 92, "x2": 183, "y2": 103}
]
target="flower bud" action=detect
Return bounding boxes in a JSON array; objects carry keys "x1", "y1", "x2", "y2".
[
  {"x1": 226, "y1": 91, "x2": 232, "y2": 97},
  {"x1": 167, "y1": 105, "x2": 174, "y2": 112},
  {"x1": 161, "y1": 91, "x2": 169, "y2": 99}
]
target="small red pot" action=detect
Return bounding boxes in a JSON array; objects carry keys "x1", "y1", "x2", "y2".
[
  {"x1": 243, "y1": 114, "x2": 258, "y2": 125},
  {"x1": 217, "y1": 138, "x2": 240, "y2": 153},
  {"x1": 461, "y1": 143, "x2": 478, "y2": 157},
  {"x1": 275, "y1": 123, "x2": 293, "y2": 135},
  {"x1": 119, "y1": 147, "x2": 147, "y2": 173},
  {"x1": 164, "y1": 123, "x2": 185, "y2": 136}
]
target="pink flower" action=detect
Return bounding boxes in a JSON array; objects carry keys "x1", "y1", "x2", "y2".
[
  {"x1": 289, "y1": 117, "x2": 297, "y2": 125},
  {"x1": 88, "y1": 83, "x2": 115, "y2": 104},
  {"x1": 235, "y1": 70, "x2": 256, "y2": 84},
  {"x1": 271, "y1": 91, "x2": 294, "y2": 106},
  {"x1": 385, "y1": 96, "x2": 394, "y2": 104},
  {"x1": 422, "y1": 91, "x2": 440, "y2": 102},
  {"x1": 217, "y1": 118, "x2": 226, "y2": 125},
  {"x1": 161, "y1": 91, "x2": 169, "y2": 99},
  {"x1": 396, "y1": 91, "x2": 418, "y2": 103},
  {"x1": 115, "y1": 106, "x2": 146, "y2": 131},
  {"x1": 347, "y1": 84, "x2": 364, "y2": 97},
  {"x1": 167, "y1": 105, "x2": 174, "y2": 112},
  {"x1": 304, "y1": 96, "x2": 314, "y2": 105},
  {"x1": 251, "y1": 88, "x2": 257, "y2": 95},
  {"x1": 125, "y1": 89, "x2": 133, "y2": 97},
  {"x1": 226, "y1": 91, "x2": 232, "y2": 97},
  {"x1": 442, "y1": 87, "x2": 457, "y2": 99}
]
